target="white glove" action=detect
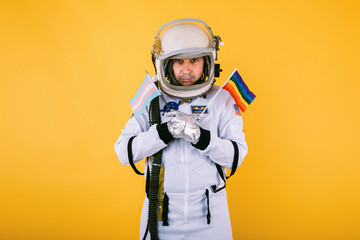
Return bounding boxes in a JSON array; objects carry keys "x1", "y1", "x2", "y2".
[{"x1": 164, "y1": 110, "x2": 201, "y2": 144}]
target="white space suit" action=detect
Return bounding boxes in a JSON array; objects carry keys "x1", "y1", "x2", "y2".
[{"x1": 114, "y1": 85, "x2": 248, "y2": 239}]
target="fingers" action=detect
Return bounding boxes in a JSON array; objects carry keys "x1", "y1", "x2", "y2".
[
  {"x1": 167, "y1": 119, "x2": 185, "y2": 139},
  {"x1": 169, "y1": 116, "x2": 182, "y2": 124},
  {"x1": 165, "y1": 111, "x2": 199, "y2": 131},
  {"x1": 172, "y1": 126, "x2": 183, "y2": 136},
  {"x1": 169, "y1": 117, "x2": 185, "y2": 129},
  {"x1": 164, "y1": 110, "x2": 179, "y2": 118},
  {"x1": 192, "y1": 116, "x2": 201, "y2": 124}
]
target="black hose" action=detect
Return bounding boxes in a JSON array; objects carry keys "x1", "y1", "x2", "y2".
[{"x1": 148, "y1": 96, "x2": 162, "y2": 240}]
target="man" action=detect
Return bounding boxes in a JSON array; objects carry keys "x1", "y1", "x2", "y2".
[{"x1": 114, "y1": 19, "x2": 248, "y2": 240}]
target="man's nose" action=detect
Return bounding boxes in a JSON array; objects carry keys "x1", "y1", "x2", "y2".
[{"x1": 182, "y1": 62, "x2": 192, "y2": 73}]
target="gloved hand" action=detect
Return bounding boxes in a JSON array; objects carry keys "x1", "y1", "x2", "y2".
[{"x1": 164, "y1": 110, "x2": 201, "y2": 144}]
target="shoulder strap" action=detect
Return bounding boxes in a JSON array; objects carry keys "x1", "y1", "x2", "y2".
[
  {"x1": 215, "y1": 163, "x2": 226, "y2": 182},
  {"x1": 215, "y1": 140, "x2": 240, "y2": 182},
  {"x1": 127, "y1": 136, "x2": 144, "y2": 175},
  {"x1": 227, "y1": 140, "x2": 239, "y2": 179}
]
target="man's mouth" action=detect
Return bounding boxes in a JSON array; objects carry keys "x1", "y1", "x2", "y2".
[{"x1": 179, "y1": 75, "x2": 195, "y2": 81}]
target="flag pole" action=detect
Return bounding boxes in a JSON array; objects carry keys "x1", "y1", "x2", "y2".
[
  {"x1": 199, "y1": 68, "x2": 237, "y2": 117},
  {"x1": 145, "y1": 70, "x2": 171, "y2": 110}
]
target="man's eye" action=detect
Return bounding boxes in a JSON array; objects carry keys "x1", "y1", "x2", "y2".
[
  {"x1": 174, "y1": 59, "x2": 182, "y2": 63},
  {"x1": 191, "y1": 58, "x2": 198, "y2": 62}
]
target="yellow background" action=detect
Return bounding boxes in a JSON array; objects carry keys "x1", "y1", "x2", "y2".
[{"x1": 1, "y1": 0, "x2": 359, "y2": 239}]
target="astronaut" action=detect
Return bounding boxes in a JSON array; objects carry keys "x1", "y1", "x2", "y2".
[{"x1": 114, "y1": 19, "x2": 248, "y2": 240}]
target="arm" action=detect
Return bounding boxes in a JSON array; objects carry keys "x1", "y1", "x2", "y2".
[
  {"x1": 114, "y1": 115, "x2": 174, "y2": 165},
  {"x1": 193, "y1": 92, "x2": 248, "y2": 170}
]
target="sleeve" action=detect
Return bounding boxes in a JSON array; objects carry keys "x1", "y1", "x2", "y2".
[
  {"x1": 114, "y1": 113, "x2": 174, "y2": 165},
  {"x1": 192, "y1": 91, "x2": 248, "y2": 170}
]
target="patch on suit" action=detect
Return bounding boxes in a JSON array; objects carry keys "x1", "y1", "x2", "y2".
[
  {"x1": 160, "y1": 100, "x2": 181, "y2": 116},
  {"x1": 233, "y1": 104, "x2": 242, "y2": 116},
  {"x1": 191, "y1": 105, "x2": 208, "y2": 114}
]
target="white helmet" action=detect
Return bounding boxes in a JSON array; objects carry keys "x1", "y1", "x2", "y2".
[{"x1": 151, "y1": 18, "x2": 223, "y2": 99}]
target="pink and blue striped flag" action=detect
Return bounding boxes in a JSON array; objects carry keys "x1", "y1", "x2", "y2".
[
  {"x1": 222, "y1": 68, "x2": 256, "y2": 112},
  {"x1": 129, "y1": 74, "x2": 161, "y2": 118}
]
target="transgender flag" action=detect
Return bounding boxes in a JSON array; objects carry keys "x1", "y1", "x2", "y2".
[
  {"x1": 129, "y1": 74, "x2": 161, "y2": 118},
  {"x1": 222, "y1": 68, "x2": 256, "y2": 112}
]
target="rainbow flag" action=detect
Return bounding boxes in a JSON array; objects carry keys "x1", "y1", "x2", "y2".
[
  {"x1": 222, "y1": 68, "x2": 256, "y2": 112},
  {"x1": 129, "y1": 74, "x2": 161, "y2": 118}
]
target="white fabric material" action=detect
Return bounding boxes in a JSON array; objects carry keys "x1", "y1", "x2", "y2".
[{"x1": 114, "y1": 85, "x2": 248, "y2": 239}]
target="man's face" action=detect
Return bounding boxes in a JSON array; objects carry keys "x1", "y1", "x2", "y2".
[{"x1": 172, "y1": 57, "x2": 204, "y2": 86}]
